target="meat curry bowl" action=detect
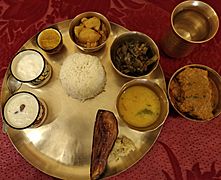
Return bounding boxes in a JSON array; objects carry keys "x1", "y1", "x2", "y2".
[
  {"x1": 168, "y1": 64, "x2": 221, "y2": 121},
  {"x1": 116, "y1": 79, "x2": 169, "y2": 131},
  {"x1": 69, "y1": 12, "x2": 111, "y2": 53},
  {"x1": 110, "y1": 31, "x2": 159, "y2": 79}
]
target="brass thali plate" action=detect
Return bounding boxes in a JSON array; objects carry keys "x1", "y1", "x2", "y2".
[{"x1": 1, "y1": 20, "x2": 166, "y2": 179}]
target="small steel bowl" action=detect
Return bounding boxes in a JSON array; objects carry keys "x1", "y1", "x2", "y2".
[
  {"x1": 110, "y1": 31, "x2": 160, "y2": 79},
  {"x1": 37, "y1": 27, "x2": 63, "y2": 54},
  {"x1": 116, "y1": 79, "x2": 169, "y2": 131},
  {"x1": 69, "y1": 12, "x2": 111, "y2": 53},
  {"x1": 168, "y1": 64, "x2": 221, "y2": 121}
]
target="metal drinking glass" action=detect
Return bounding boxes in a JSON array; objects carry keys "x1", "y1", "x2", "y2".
[{"x1": 160, "y1": 1, "x2": 219, "y2": 58}]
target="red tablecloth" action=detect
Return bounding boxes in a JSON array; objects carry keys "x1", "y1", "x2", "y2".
[{"x1": 1, "y1": 0, "x2": 221, "y2": 179}]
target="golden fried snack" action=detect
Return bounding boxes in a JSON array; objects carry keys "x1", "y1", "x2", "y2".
[
  {"x1": 83, "y1": 17, "x2": 101, "y2": 31},
  {"x1": 78, "y1": 28, "x2": 101, "y2": 43}
]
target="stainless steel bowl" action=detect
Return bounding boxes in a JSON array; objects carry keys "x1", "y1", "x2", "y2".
[
  {"x1": 110, "y1": 31, "x2": 160, "y2": 79},
  {"x1": 69, "y1": 12, "x2": 111, "y2": 53},
  {"x1": 116, "y1": 79, "x2": 169, "y2": 131},
  {"x1": 168, "y1": 64, "x2": 221, "y2": 121},
  {"x1": 36, "y1": 27, "x2": 63, "y2": 54}
]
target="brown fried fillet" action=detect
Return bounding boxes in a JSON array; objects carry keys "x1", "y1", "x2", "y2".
[
  {"x1": 90, "y1": 110, "x2": 118, "y2": 180},
  {"x1": 170, "y1": 68, "x2": 214, "y2": 120}
]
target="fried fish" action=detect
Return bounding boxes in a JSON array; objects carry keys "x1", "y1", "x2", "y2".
[{"x1": 90, "y1": 109, "x2": 118, "y2": 180}]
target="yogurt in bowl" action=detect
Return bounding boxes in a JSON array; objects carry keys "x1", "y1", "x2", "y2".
[
  {"x1": 10, "y1": 49, "x2": 52, "y2": 88},
  {"x1": 2, "y1": 91, "x2": 47, "y2": 129}
]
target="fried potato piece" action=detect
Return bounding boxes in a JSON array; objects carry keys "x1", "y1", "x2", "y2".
[
  {"x1": 83, "y1": 17, "x2": 101, "y2": 31},
  {"x1": 81, "y1": 17, "x2": 88, "y2": 23},
  {"x1": 78, "y1": 28, "x2": 101, "y2": 43},
  {"x1": 73, "y1": 16, "x2": 108, "y2": 48},
  {"x1": 74, "y1": 24, "x2": 84, "y2": 38}
]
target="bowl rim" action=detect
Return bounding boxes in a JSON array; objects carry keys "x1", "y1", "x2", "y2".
[
  {"x1": 10, "y1": 49, "x2": 46, "y2": 83},
  {"x1": 116, "y1": 79, "x2": 169, "y2": 132},
  {"x1": 110, "y1": 31, "x2": 160, "y2": 79},
  {"x1": 69, "y1": 11, "x2": 111, "y2": 52},
  {"x1": 168, "y1": 64, "x2": 221, "y2": 122}
]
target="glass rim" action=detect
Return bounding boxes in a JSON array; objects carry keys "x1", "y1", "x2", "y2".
[{"x1": 170, "y1": 0, "x2": 219, "y2": 44}]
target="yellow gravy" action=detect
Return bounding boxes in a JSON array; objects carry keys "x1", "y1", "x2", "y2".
[
  {"x1": 118, "y1": 85, "x2": 161, "y2": 128},
  {"x1": 38, "y1": 28, "x2": 61, "y2": 50}
]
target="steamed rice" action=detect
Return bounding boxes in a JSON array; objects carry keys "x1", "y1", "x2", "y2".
[{"x1": 59, "y1": 53, "x2": 106, "y2": 101}]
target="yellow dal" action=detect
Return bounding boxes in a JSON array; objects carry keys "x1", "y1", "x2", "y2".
[
  {"x1": 38, "y1": 29, "x2": 61, "y2": 50},
  {"x1": 118, "y1": 85, "x2": 161, "y2": 128}
]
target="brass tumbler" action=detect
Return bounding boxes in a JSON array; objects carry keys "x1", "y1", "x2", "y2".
[{"x1": 160, "y1": 1, "x2": 219, "y2": 58}]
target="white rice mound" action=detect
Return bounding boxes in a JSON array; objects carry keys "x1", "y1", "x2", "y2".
[{"x1": 59, "y1": 53, "x2": 106, "y2": 101}]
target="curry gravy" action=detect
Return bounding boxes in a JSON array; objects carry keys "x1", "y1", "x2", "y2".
[{"x1": 118, "y1": 85, "x2": 160, "y2": 128}]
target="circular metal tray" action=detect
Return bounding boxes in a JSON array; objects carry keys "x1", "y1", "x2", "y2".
[{"x1": 1, "y1": 20, "x2": 166, "y2": 179}]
